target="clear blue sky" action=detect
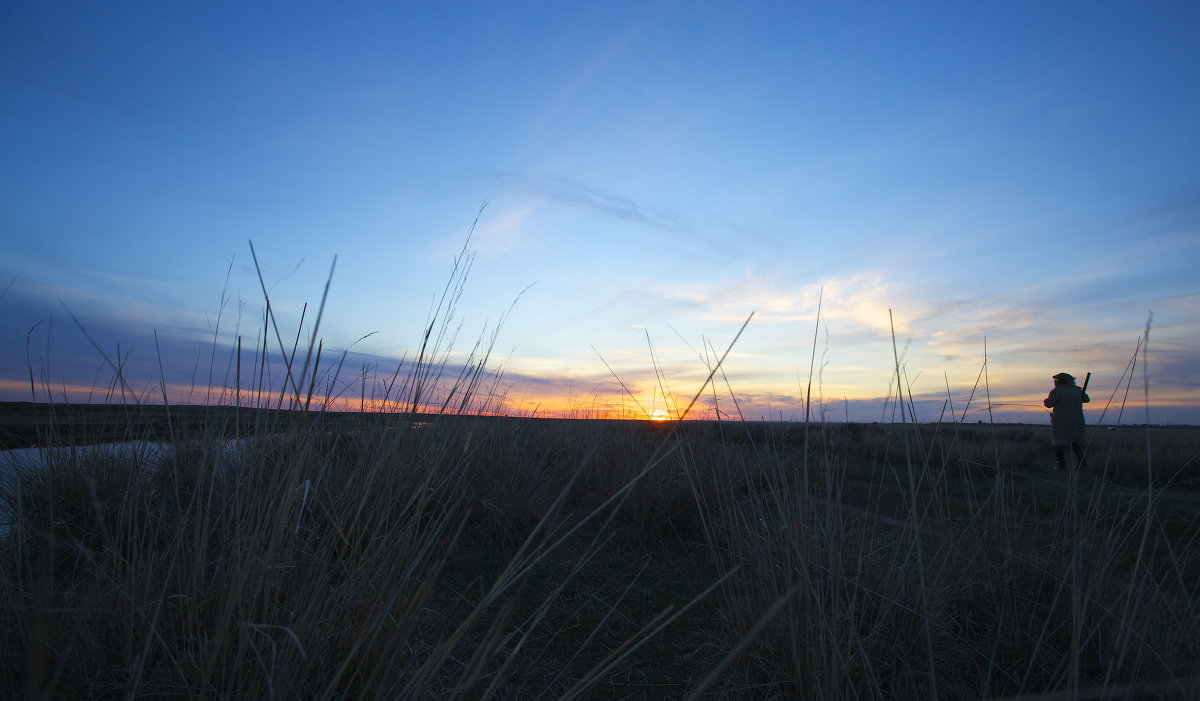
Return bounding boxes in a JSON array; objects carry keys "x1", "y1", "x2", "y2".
[{"x1": 2, "y1": 1, "x2": 1198, "y2": 423}]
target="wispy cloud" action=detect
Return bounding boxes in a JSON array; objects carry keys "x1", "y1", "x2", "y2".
[
  {"x1": 501, "y1": 172, "x2": 683, "y2": 232},
  {"x1": 463, "y1": 201, "x2": 541, "y2": 257},
  {"x1": 494, "y1": 171, "x2": 763, "y2": 266}
]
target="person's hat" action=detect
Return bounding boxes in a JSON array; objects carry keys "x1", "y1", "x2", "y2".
[{"x1": 1052, "y1": 372, "x2": 1074, "y2": 382}]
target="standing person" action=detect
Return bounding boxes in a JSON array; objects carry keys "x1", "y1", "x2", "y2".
[{"x1": 1043, "y1": 372, "x2": 1090, "y2": 470}]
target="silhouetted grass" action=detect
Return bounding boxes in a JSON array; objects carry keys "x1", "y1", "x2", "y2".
[{"x1": 2, "y1": 237, "x2": 1197, "y2": 699}]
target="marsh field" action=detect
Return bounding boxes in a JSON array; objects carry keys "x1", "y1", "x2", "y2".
[
  {"x1": 2, "y1": 240, "x2": 1198, "y2": 700},
  {"x1": 2, "y1": 400, "x2": 1198, "y2": 699}
]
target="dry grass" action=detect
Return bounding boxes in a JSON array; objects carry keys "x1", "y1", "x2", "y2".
[
  {"x1": 3, "y1": 415, "x2": 1197, "y2": 699},
  {"x1": 2, "y1": 239, "x2": 1197, "y2": 699}
]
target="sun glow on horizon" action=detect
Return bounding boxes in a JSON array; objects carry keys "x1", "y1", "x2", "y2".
[{"x1": 647, "y1": 407, "x2": 673, "y2": 422}]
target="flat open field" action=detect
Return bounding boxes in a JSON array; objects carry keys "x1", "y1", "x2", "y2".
[
  {"x1": 0, "y1": 401, "x2": 429, "y2": 449},
  {"x1": 2, "y1": 404, "x2": 1198, "y2": 698}
]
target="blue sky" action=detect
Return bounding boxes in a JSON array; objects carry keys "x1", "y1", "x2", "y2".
[{"x1": 2, "y1": 1, "x2": 1198, "y2": 423}]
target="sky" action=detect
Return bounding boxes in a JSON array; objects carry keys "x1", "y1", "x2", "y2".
[{"x1": 1, "y1": 1, "x2": 1198, "y2": 424}]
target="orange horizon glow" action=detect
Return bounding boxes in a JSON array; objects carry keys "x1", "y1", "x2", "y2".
[
  {"x1": 646, "y1": 408, "x2": 673, "y2": 421},
  {"x1": 1, "y1": 377, "x2": 1195, "y2": 425}
]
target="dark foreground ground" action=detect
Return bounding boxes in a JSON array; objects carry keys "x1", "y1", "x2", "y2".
[{"x1": 2, "y1": 403, "x2": 1198, "y2": 698}]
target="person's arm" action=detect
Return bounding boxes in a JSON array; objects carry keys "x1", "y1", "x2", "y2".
[
  {"x1": 1044, "y1": 388, "x2": 1058, "y2": 408},
  {"x1": 1081, "y1": 390, "x2": 1090, "y2": 403}
]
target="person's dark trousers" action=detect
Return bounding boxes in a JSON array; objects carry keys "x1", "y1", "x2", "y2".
[{"x1": 1055, "y1": 442, "x2": 1088, "y2": 470}]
